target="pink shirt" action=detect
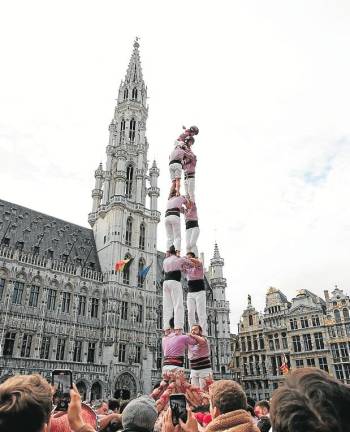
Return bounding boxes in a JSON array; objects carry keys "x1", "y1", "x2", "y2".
[
  {"x1": 166, "y1": 196, "x2": 187, "y2": 211},
  {"x1": 188, "y1": 337, "x2": 210, "y2": 360},
  {"x1": 184, "y1": 203, "x2": 198, "y2": 222},
  {"x1": 163, "y1": 255, "x2": 190, "y2": 273},
  {"x1": 170, "y1": 145, "x2": 193, "y2": 163},
  {"x1": 183, "y1": 150, "x2": 197, "y2": 174},
  {"x1": 162, "y1": 333, "x2": 196, "y2": 357},
  {"x1": 183, "y1": 261, "x2": 204, "y2": 281}
]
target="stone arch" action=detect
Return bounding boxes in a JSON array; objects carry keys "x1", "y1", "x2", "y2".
[
  {"x1": 0, "y1": 267, "x2": 10, "y2": 278},
  {"x1": 76, "y1": 380, "x2": 88, "y2": 401},
  {"x1": 114, "y1": 372, "x2": 137, "y2": 400},
  {"x1": 90, "y1": 381, "x2": 103, "y2": 401}
]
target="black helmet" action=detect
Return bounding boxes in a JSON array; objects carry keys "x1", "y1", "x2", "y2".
[
  {"x1": 189, "y1": 125, "x2": 199, "y2": 135},
  {"x1": 185, "y1": 136, "x2": 195, "y2": 145}
]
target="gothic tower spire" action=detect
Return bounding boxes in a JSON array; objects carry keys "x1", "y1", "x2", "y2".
[{"x1": 88, "y1": 40, "x2": 160, "y2": 276}]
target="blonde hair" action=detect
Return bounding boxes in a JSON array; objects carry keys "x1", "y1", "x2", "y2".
[{"x1": 0, "y1": 374, "x2": 52, "y2": 432}]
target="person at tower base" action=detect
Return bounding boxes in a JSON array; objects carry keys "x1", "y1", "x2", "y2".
[
  {"x1": 184, "y1": 203, "x2": 199, "y2": 258},
  {"x1": 162, "y1": 318, "x2": 197, "y2": 372},
  {"x1": 270, "y1": 367, "x2": 350, "y2": 432},
  {"x1": 165, "y1": 191, "x2": 190, "y2": 254},
  {"x1": 188, "y1": 324, "x2": 212, "y2": 389},
  {"x1": 162, "y1": 245, "x2": 196, "y2": 331},
  {"x1": 184, "y1": 252, "x2": 207, "y2": 334}
]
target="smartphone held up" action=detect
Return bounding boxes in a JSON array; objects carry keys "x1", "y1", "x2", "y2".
[
  {"x1": 52, "y1": 369, "x2": 73, "y2": 411},
  {"x1": 169, "y1": 394, "x2": 187, "y2": 426}
]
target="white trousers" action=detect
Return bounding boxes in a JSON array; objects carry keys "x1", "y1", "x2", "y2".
[
  {"x1": 169, "y1": 163, "x2": 182, "y2": 181},
  {"x1": 165, "y1": 215, "x2": 181, "y2": 251},
  {"x1": 187, "y1": 290, "x2": 207, "y2": 335},
  {"x1": 190, "y1": 368, "x2": 213, "y2": 389},
  {"x1": 186, "y1": 226, "x2": 200, "y2": 257},
  {"x1": 163, "y1": 280, "x2": 184, "y2": 330},
  {"x1": 162, "y1": 365, "x2": 184, "y2": 373},
  {"x1": 185, "y1": 177, "x2": 195, "y2": 201}
]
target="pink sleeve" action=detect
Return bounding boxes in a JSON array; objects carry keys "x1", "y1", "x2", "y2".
[{"x1": 187, "y1": 335, "x2": 197, "y2": 346}]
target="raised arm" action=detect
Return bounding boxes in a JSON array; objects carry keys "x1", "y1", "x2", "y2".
[{"x1": 188, "y1": 334, "x2": 207, "y2": 346}]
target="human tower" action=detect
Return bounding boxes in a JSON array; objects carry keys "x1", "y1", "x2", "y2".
[{"x1": 159, "y1": 126, "x2": 213, "y2": 392}]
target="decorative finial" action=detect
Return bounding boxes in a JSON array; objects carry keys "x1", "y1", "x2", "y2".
[{"x1": 134, "y1": 36, "x2": 140, "y2": 48}]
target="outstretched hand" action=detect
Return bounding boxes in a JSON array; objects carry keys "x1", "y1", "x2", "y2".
[
  {"x1": 67, "y1": 384, "x2": 84, "y2": 432},
  {"x1": 163, "y1": 407, "x2": 181, "y2": 432},
  {"x1": 180, "y1": 409, "x2": 199, "y2": 432}
]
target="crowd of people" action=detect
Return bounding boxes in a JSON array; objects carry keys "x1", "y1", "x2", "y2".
[{"x1": 0, "y1": 367, "x2": 349, "y2": 432}]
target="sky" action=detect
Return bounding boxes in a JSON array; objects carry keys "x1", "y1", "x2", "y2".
[{"x1": 1, "y1": 0, "x2": 350, "y2": 331}]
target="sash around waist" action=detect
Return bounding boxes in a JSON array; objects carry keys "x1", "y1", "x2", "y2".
[
  {"x1": 190, "y1": 356, "x2": 211, "y2": 370},
  {"x1": 188, "y1": 279, "x2": 205, "y2": 292},
  {"x1": 186, "y1": 220, "x2": 199, "y2": 229},
  {"x1": 166, "y1": 207, "x2": 180, "y2": 217},
  {"x1": 164, "y1": 356, "x2": 184, "y2": 367},
  {"x1": 164, "y1": 270, "x2": 182, "y2": 281},
  {"x1": 169, "y1": 159, "x2": 182, "y2": 166}
]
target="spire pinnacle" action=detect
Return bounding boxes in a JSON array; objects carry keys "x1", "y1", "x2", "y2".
[
  {"x1": 124, "y1": 38, "x2": 144, "y2": 84},
  {"x1": 213, "y1": 242, "x2": 221, "y2": 259}
]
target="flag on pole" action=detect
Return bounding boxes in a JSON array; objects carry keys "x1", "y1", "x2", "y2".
[
  {"x1": 138, "y1": 261, "x2": 153, "y2": 279},
  {"x1": 280, "y1": 353, "x2": 289, "y2": 375},
  {"x1": 115, "y1": 257, "x2": 133, "y2": 272}
]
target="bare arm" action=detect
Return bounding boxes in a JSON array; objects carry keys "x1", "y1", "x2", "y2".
[
  {"x1": 98, "y1": 413, "x2": 122, "y2": 430},
  {"x1": 189, "y1": 334, "x2": 207, "y2": 346}
]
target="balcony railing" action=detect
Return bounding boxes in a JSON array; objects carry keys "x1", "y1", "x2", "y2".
[
  {"x1": 0, "y1": 357, "x2": 108, "y2": 375},
  {"x1": 0, "y1": 246, "x2": 104, "y2": 282}
]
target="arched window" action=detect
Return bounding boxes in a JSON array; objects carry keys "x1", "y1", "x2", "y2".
[
  {"x1": 139, "y1": 223, "x2": 145, "y2": 250},
  {"x1": 123, "y1": 88, "x2": 128, "y2": 100},
  {"x1": 334, "y1": 309, "x2": 341, "y2": 323},
  {"x1": 132, "y1": 88, "x2": 138, "y2": 100},
  {"x1": 129, "y1": 118, "x2": 136, "y2": 142},
  {"x1": 125, "y1": 165, "x2": 133, "y2": 198},
  {"x1": 123, "y1": 253, "x2": 132, "y2": 285},
  {"x1": 120, "y1": 119, "x2": 126, "y2": 143},
  {"x1": 125, "y1": 217, "x2": 133, "y2": 246},
  {"x1": 249, "y1": 315, "x2": 253, "y2": 326},
  {"x1": 343, "y1": 308, "x2": 349, "y2": 321},
  {"x1": 138, "y1": 257, "x2": 145, "y2": 288}
]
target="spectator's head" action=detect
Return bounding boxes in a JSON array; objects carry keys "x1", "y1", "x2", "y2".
[
  {"x1": 186, "y1": 252, "x2": 196, "y2": 259},
  {"x1": 270, "y1": 368, "x2": 350, "y2": 432},
  {"x1": 95, "y1": 400, "x2": 108, "y2": 415},
  {"x1": 246, "y1": 405, "x2": 257, "y2": 419},
  {"x1": 168, "y1": 245, "x2": 176, "y2": 256},
  {"x1": 209, "y1": 380, "x2": 247, "y2": 418},
  {"x1": 0, "y1": 374, "x2": 52, "y2": 432},
  {"x1": 122, "y1": 396, "x2": 157, "y2": 432},
  {"x1": 246, "y1": 396, "x2": 256, "y2": 409},
  {"x1": 191, "y1": 324, "x2": 203, "y2": 336},
  {"x1": 108, "y1": 398, "x2": 120, "y2": 413},
  {"x1": 254, "y1": 400, "x2": 270, "y2": 418},
  {"x1": 119, "y1": 399, "x2": 130, "y2": 414}
]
